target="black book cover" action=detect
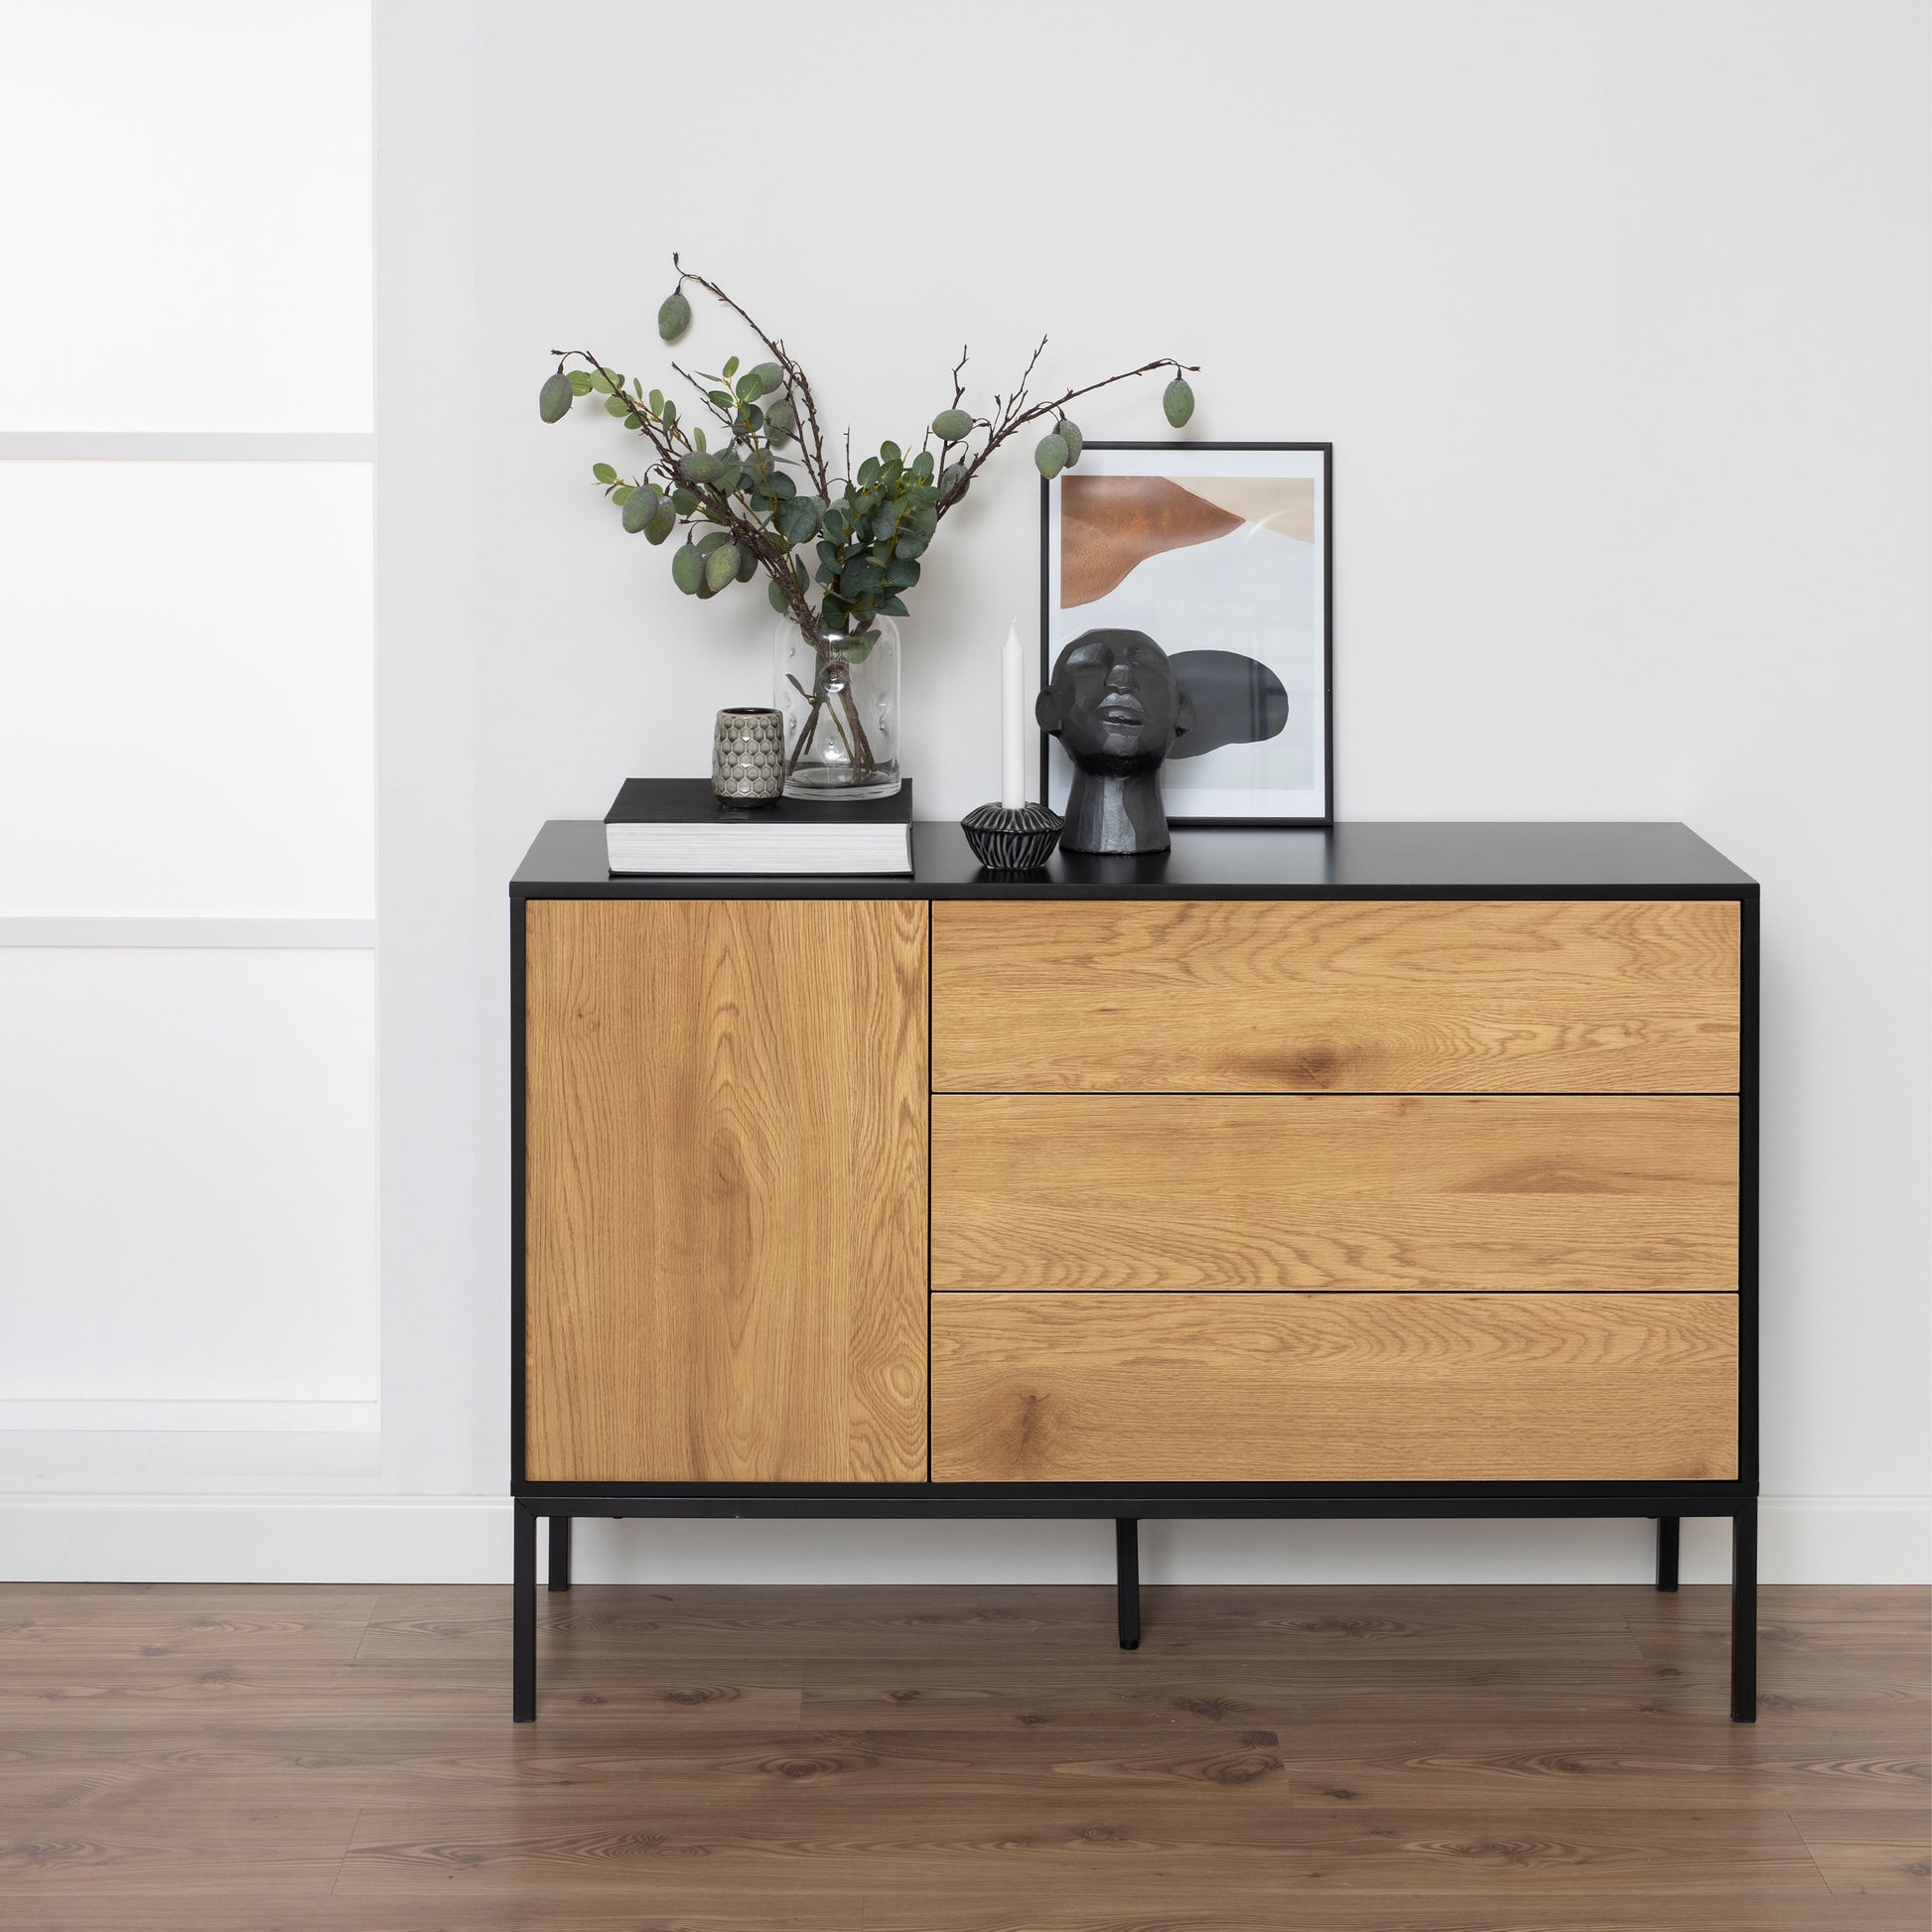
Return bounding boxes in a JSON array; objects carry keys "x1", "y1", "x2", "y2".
[{"x1": 605, "y1": 777, "x2": 912, "y2": 827}]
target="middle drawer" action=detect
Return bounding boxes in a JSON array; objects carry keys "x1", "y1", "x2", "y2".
[{"x1": 931, "y1": 1094, "x2": 1737, "y2": 1295}]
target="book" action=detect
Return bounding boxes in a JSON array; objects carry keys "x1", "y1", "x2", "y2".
[{"x1": 604, "y1": 777, "x2": 913, "y2": 876}]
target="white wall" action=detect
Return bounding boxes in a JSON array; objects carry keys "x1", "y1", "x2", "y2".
[{"x1": 12, "y1": 0, "x2": 1927, "y2": 1584}]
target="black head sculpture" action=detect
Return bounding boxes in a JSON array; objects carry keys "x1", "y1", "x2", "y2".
[{"x1": 1036, "y1": 627, "x2": 1195, "y2": 854}]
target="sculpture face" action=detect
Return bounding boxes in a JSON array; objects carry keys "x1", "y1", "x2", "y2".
[{"x1": 1037, "y1": 629, "x2": 1193, "y2": 773}]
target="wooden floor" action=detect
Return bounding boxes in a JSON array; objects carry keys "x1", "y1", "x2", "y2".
[{"x1": 0, "y1": 1581, "x2": 1924, "y2": 1929}]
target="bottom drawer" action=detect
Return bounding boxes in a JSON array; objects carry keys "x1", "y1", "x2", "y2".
[{"x1": 930, "y1": 1294, "x2": 1738, "y2": 1482}]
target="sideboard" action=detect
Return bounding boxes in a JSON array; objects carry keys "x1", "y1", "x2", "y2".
[{"x1": 510, "y1": 820, "x2": 1759, "y2": 1722}]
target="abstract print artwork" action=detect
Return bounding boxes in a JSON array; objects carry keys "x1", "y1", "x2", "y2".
[{"x1": 1041, "y1": 443, "x2": 1331, "y2": 825}]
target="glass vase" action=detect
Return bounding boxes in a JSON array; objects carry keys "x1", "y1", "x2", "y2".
[{"x1": 771, "y1": 611, "x2": 901, "y2": 801}]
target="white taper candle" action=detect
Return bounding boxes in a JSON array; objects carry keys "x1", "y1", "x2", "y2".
[{"x1": 1000, "y1": 618, "x2": 1026, "y2": 809}]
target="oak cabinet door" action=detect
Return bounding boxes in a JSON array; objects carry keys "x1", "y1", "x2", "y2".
[{"x1": 523, "y1": 898, "x2": 928, "y2": 1482}]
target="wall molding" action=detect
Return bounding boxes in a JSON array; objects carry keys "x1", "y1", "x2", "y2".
[
  {"x1": 0, "y1": 1399, "x2": 380, "y2": 1431},
  {"x1": 0, "y1": 918, "x2": 375, "y2": 949},
  {"x1": 1, "y1": 1494, "x2": 1923, "y2": 1587},
  {"x1": 0, "y1": 432, "x2": 374, "y2": 463}
]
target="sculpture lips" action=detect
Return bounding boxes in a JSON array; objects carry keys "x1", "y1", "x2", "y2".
[{"x1": 1096, "y1": 697, "x2": 1145, "y2": 725}]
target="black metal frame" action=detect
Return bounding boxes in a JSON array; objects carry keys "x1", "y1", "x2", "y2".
[
  {"x1": 510, "y1": 843, "x2": 1760, "y2": 1727},
  {"x1": 1036, "y1": 441, "x2": 1335, "y2": 828}
]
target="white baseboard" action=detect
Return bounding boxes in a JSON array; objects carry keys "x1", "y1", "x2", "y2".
[{"x1": 1, "y1": 1494, "x2": 1924, "y2": 1586}]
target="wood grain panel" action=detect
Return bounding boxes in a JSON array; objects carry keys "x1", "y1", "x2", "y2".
[
  {"x1": 523, "y1": 898, "x2": 928, "y2": 1482},
  {"x1": 930, "y1": 898, "x2": 1740, "y2": 1093},
  {"x1": 930, "y1": 1294, "x2": 1738, "y2": 1481},
  {"x1": 932, "y1": 1094, "x2": 1737, "y2": 1294}
]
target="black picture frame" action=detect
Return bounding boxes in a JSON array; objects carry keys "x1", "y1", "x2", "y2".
[{"x1": 1038, "y1": 440, "x2": 1333, "y2": 828}]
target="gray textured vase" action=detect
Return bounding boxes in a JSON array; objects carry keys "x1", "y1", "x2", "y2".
[{"x1": 712, "y1": 706, "x2": 784, "y2": 806}]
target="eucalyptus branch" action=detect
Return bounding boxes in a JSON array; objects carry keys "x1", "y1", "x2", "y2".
[
  {"x1": 541, "y1": 262, "x2": 1200, "y2": 680},
  {"x1": 672, "y1": 251, "x2": 831, "y2": 498},
  {"x1": 940, "y1": 351, "x2": 1200, "y2": 517}
]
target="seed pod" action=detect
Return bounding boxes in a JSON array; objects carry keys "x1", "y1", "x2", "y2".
[
  {"x1": 657, "y1": 289, "x2": 691, "y2": 342},
  {"x1": 621, "y1": 484, "x2": 659, "y2": 533},
  {"x1": 705, "y1": 542, "x2": 741, "y2": 592},
  {"x1": 930, "y1": 407, "x2": 974, "y2": 442},
  {"x1": 538, "y1": 371, "x2": 573, "y2": 423},
  {"x1": 1056, "y1": 418, "x2": 1083, "y2": 464},
  {"x1": 671, "y1": 542, "x2": 703, "y2": 595},
  {"x1": 644, "y1": 500, "x2": 677, "y2": 544},
  {"x1": 680, "y1": 453, "x2": 724, "y2": 485},
  {"x1": 735, "y1": 544, "x2": 759, "y2": 583},
  {"x1": 1034, "y1": 432, "x2": 1069, "y2": 480},
  {"x1": 1163, "y1": 376, "x2": 1195, "y2": 428}
]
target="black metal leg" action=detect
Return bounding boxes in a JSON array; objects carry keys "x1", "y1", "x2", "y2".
[
  {"x1": 1655, "y1": 1515, "x2": 1680, "y2": 1592},
  {"x1": 547, "y1": 1514, "x2": 572, "y2": 1592},
  {"x1": 1730, "y1": 1503, "x2": 1757, "y2": 1723},
  {"x1": 512, "y1": 1500, "x2": 537, "y2": 1723},
  {"x1": 1115, "y1": 1517, "x2": 1141, "y2": 1650}
]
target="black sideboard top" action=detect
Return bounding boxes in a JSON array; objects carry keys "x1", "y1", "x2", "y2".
[{"x1": 511, "y1": 819, "x2": 1756, "y2": 900}]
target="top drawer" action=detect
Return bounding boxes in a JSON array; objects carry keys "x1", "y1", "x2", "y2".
[{"x1": 931, "y1": 899, "x2": 1739, "y2": 1093}]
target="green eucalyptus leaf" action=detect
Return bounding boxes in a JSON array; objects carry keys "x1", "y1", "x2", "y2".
[
  {"x1": 1034, "y1": 432, "x2": 1069, "y2": 479},
  {"x1": 671, "y1": 543, "x2": 703, "y2": 594},
  {"x1": 612, "y1": 484, "x2": 631, "y2": 506},
  {"x1": 838, "y1": 556, "x2": 885, "y2": 599},
  {"x1": 604, "y1": 395, "x2": 629, "y2": 417},
  {"x1": 648, "y1": 388, "x2": 664, "y2": 414},
  {"x1": 671, "y1": 485, "x2": 698, "y2": 514},
  {"x1": 767, "y1": 578, "x2": 790, "y2": 614},
  {"x1": 592, "y1": 462, "x2": 618, "y2": 483},
  {"x1": 705, "y1": 542, "x2": 740, "y2": 592},
  {"x1": 930, "y1": 407, "x2": 973, "y2": 441},
  {"x1": 736, "y1": 370, "x2": 763, "y2": 402},
  {"x1": 879, "y1": 440, "x2": 901, "y2": 466},
  {"x1": 764, "y1": 398, "x2": 796, "y2": 442},
  {"x1": 722, "y1": 354, "x2": 740, "y2": 380},
  {"x1": 878, "y1": 594, "x2": 907, "y2": 617},
  {"x1": 659, "y1": 398, "x2": 678, "y2": 428},
  {"x1": 1163, "y1": 375, "x2": 1195, "y2": 427},
  {"x1": 657, "y1": 289, "x2": 692, "y2": 341},
  {"x1": 568, "y1": 370, "x2": 594, "y2": 395},
  {"x1": 538, "y1": 371, "x2": 573, "y2": 422}
]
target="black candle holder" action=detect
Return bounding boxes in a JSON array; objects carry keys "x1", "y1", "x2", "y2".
[{"x1": 960, "y1": 800, "x2": 1064, "y2": 872}]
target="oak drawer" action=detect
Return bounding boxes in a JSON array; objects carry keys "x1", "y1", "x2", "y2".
[
  {"x1": 932, "y1": 1094, "x2": 1737, "y2": 1294},
  {"x1": 930, "y1": 899, "x2": 1739, "y2": 1093},
  {"x1": 930, "y1": 1293, "x2": 1739, "y2": 1482}
]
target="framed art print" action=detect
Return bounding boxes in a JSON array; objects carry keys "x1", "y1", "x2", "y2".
[{"x1": 1040, "y1": 442, "x2": 1331, "y2": 825}]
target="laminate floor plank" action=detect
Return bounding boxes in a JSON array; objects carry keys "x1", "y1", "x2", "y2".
[
  {"x1": 1789, "y1": 1805, "x2": 1932, "y2": 1897},
  {"x1": 0, "y1": 1581, "x2": 1921, "y2": 1929},
  {"x1": 1281, "y1": 1719, "x2": 1928, "y2": 1810}
]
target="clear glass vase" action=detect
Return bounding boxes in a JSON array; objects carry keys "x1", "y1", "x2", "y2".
[{"x1": 772, "y1": 611, "x2": 901, "y2": 801}]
